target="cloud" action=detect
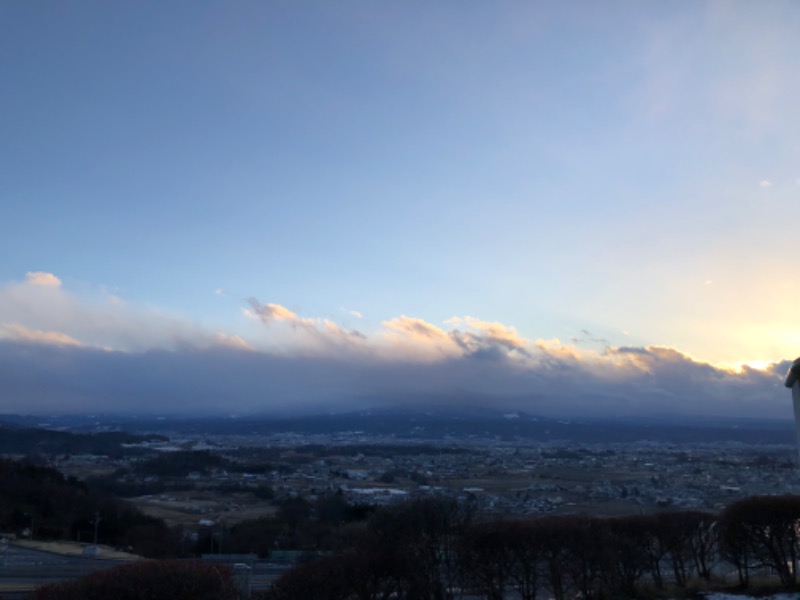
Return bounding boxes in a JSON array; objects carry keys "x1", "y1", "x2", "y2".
[
  {"x1": 0, "y1": 273, "x2": 247, "y2": 353},
  {"x1": 447, "y1": 316, "x2": 528, "y2": 351},
  {"x1": 26, "y1": 272, "x2": 61, "y2": 287},
  {"x1": 0, "y1": 324, "x2": 82, "y2": 347},
  {"x1": 0, "y1": 273, "x2": 792, "y2": 419},
  {"x1": 760, "y1": 179, "x2": 772, "y2": 188},
  {"x1": 378, "y1": 315, "x2": 534, "y2": 361},
  {"x1": 379, "y1": 315, "x2": 457, "y2": 360},
  {"x1": 246, "y1": 300, "x2": 298, "y2": 323},
  {"x1": 246, "y1": 298, "x2": 367, "y2": 351},
  {"x1": 0, "y1": 334, "x2": 787, "y2": 419},
  {"x1": 383, "y1": 315, "x2": 451, "y2": 343},
  {"x1": 212, "y1": 332, "x2": 255, "y2": 351}
]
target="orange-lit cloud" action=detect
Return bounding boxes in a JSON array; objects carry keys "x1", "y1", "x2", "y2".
[
  {"x1": 0, "y1": 273, "x2": 793, "y2": 418},
  {"x1": 447, "y1": 316, "x2": 529, "y2": 355},
  {"x1": 211, "y1": 332, "x2": 255, "y2": 351},
  {"x1": 0, "y1": 324, "x2": 82, "y2": 347},
  {"x1": 246, "y1": 301, "x2": 298, "y2": 323},
  {"x1": 25, "y1": 272, "x2": 61, "y2": 287},
  {"x1": 382, "y1": 315, "x2": 451, "y2": 343},
  {"x1": 246, "y1": 298, "x2": 366, "y2": 353}
]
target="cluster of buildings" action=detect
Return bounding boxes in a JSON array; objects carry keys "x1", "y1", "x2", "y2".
[
  {"x1": 271, "y1": 439, "x2": 800, "y2": 515},
  {"x1": 58, "y1": 428, "x2": 800, "y2": 523}
]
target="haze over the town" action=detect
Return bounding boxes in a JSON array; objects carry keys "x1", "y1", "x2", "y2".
[{"x1": 2, "y1": 2, "x2": 799, "y2": 418}]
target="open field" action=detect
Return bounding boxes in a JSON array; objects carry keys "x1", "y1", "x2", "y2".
[{"x1": 129, "y1": 490, "x2": 277, "y2": 527}]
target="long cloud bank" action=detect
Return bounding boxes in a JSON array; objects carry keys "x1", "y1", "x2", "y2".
[{"x1": 0, "y1": 273, "x2": 792, "y2": 418}]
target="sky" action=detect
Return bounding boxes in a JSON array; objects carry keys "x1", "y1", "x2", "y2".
[{"x1": 2, "y1": 1, "x2": 800, "y2": 418}]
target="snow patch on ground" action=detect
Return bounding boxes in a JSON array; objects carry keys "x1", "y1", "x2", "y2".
[{"x1": 703, "y1": 594, "x2": 798, "y2": 600}]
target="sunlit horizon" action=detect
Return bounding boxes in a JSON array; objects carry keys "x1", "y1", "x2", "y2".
[{"x1": 2, "y1": 2, "x2": 800, "y2": 418}]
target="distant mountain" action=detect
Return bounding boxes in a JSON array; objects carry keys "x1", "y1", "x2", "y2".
[
  {"x1": 0, "y1": 421, "x2": 166, "y2": 457},
  {"x1": 2, "y1": 408, "x2": 791, "y2": 446}
]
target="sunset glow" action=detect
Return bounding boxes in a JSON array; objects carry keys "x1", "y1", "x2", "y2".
[{"x1": 1, "y1": 2, "x2": 798, "y2": 418}]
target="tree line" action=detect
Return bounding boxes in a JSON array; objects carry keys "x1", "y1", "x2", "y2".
[
  {"x1": 0, "y1": 457, "x2": 373, "y2": 559},
  {"x1": 266, "y1": 495, "x2": 800, "y2": 599},
  {"x1": 7, "y1": 452, "x2": 800, "y2": 599},
  {"x1": 0, "y1": 458, "x2": 176, "y2": 557},
  {"x1": 0, "y1": 426, "x2": 166, "y2": 458}
]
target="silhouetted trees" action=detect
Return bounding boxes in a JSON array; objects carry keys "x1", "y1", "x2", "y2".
[
  {"x1": 545, "y1": 516, "x2": 600, "y2": 600},
  {"x1": 265, "y1": 498, "x2": 473, "y2": 599},
  {"x1": 718, "y1": 495, "x2": 800, "y2": 587},
  {"x1": 367, "y1": 497, "x2": 473, "y2": 599},
  {"x1": 32, "y1": 560, "x2": 238, "y2": 600},
  {"x1": 597, "y1": 516, "x2": 652, "y2": 596},
  {"x1": 0, "y1": 427, "x2": 165, "y2": 458},
  {"x1": 264, "y1": 499, "x2": 735, "y2": 599},
  {"x1": 13, "y1": 451, "x2": 800, "y2": 599},
  {"x1": 461, "y1": 522, "x2": 515, "y2": 600},
  {"x1": 655, "y1": 510, "x2": 715, "y2": 587},
  {"x1": 0, "y1": 458, "x2": 178, "y2": 557},
  {"x1": 220, "y1": 517, "x2": 282, "y2": 558},
  {"x1": 265, "y1": 551, "x2": 402, "y2": 600},
  {"x1": 502, "y1": 521, "x2": 544, "y2": 600}
]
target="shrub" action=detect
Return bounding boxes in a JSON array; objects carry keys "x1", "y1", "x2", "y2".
[{"x1": 31, "y1": 559, "x2": 238, "y2": 600}]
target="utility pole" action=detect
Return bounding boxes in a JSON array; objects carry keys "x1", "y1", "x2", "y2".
[{"x1": 93, "y1": 512, "x2": 101, "y2": 546}]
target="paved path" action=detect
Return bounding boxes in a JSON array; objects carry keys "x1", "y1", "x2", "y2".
[{"x1": 0, "y1": 542, "x2": 133, "y2": 598}]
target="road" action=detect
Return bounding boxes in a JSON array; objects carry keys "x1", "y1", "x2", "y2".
[
  {"x1": 0, "y1": 542, "x2": 136, "y2": 598},
  {"x1": 0, "y1": 544, "x2": 294, "y2": 598}
]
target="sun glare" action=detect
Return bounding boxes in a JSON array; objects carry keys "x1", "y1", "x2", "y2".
[{"x1": 716, "y1": 359, "x2": 775, "y2": 374}]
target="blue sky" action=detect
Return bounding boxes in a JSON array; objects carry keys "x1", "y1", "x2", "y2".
[{"x1": 2, "y1": 2, "x2": 800, "y2": 416}]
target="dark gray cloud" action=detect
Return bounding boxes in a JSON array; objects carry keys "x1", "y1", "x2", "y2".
[
  {"x1": 0, "y1": 338, "x2": 789, "y2": 419},
  {"x1": 0, "y1": 275, "x2": 791, "y2": 419}
]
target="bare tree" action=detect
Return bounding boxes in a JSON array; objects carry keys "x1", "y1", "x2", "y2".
[{"x1": 718, "y1": 496, "x2": 800, "y2": 588}]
